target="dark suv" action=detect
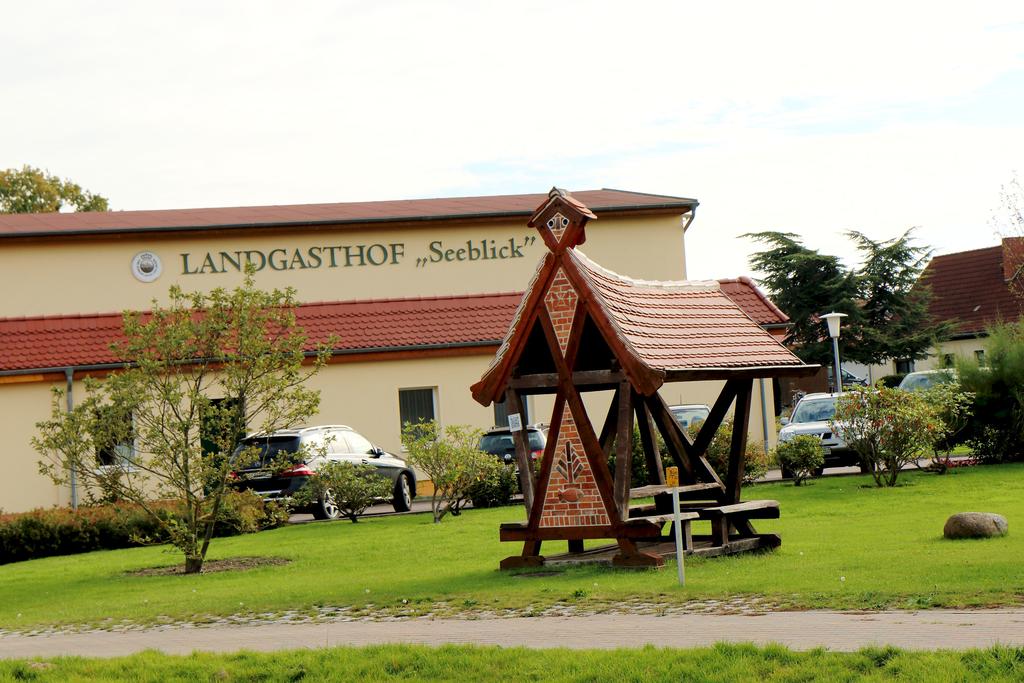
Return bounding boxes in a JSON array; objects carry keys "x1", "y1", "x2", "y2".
[
  {"x1": 479, "y1": 425, "x2": 547, "y2": 465},
  {"x1": 230, "y1": 425, "x2": 416, "y2": 519}
]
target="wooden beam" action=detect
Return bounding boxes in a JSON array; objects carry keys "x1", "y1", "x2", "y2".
[
  {"x1": 647, "y1": 393, "x2": 725, "y2": 490},
  {"x1": 664, "y1": 364, "x2": 819, "y2": 383},
  {"x1": 508, "y1": 369, "x2": 626, "y2": 392},
  {"x1": 612, "y1": 381, "x2": 634, "y2": 521},
  {"x1": 725, "y1": 379, "x2": 754, "y2": 504},
  {"x1": 506, "y1": 390, "x2": 536, "y2": 514},
  {"x1": 634, "y1": 392, "x2": 665, "y2": 486},
  {"x1": 692, "y1": 379, "x2": 739, "y2": 458}
]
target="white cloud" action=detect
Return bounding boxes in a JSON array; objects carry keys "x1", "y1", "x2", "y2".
[{"x1": 1, "y1": 1, "x2": 1023, "y2": 282}]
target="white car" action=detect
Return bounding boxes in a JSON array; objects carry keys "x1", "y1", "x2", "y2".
[
  {"x1": 778, "y1": 393, "x2": 865, "y2": 474},
  {"x1": 898, "y1": 369, "x2": 957, "y2": 392}
]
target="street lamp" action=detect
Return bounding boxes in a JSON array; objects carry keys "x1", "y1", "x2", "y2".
[{"x1": 821, "y1": 312, "x2": 848, "y2": 394}]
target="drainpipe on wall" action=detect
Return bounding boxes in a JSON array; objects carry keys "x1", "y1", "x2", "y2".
[
  {"x1": 65, "y1": 368, "x2": 78, "y2": 510},
  {"x1": 759, "y1": 378, "x2": 771, "y2": 455}
]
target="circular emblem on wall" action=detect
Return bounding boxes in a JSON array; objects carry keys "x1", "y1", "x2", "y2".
[{"x1": 131, "y1": 251, "x2": 162, "y2": 282}]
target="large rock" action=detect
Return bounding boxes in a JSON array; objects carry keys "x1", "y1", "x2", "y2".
[{"x1": 943, "y1": 512, "x2": 1008, "y2": 539}]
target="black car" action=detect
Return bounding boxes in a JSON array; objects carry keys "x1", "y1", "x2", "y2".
[
  {"x1": 479, "y1": 425, "x2": 547, "y2": 465},
  {"x1": 230, "y1": 425, "x2": 416, "y2": 519}
]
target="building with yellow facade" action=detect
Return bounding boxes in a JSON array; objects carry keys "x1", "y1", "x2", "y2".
[{"x1": 0, "y1": 189, "x2": 784, "y2": 512}]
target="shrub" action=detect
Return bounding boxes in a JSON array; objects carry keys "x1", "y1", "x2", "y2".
[
  {"x1": 467, "y1": 461, "x2": 517, "y2": 508},
  {"x1": 774, "y1": 435, "x2": 824, "y2": 486},
  {"x1": 957, "y1": 321, "x2": 1024, "y2": 463},
  {"x1": 290, "y1": 462, "x2": 392, "y2": 523},
  {"x1": 401, "y1": 421, "x2": 491, "y2": 523},
  {"x1": 831, "y1": 386, "x2": 948, "y2": 487},
  {"x1": 0, "y1": 493, "x2": 286, "y2": 565}
]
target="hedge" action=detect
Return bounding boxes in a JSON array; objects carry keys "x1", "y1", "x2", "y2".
[{"x1": 0, "y1": 491, "x2": 287, "y2": 565}]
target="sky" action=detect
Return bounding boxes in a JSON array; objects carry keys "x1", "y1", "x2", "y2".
[{"x1": 3, "y1": 1, "x2": 1024, "y2": 280}]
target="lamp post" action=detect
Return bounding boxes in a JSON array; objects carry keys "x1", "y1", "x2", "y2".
[{"x1": 821, "y1": 312, "x2": 848, "y2": 394}]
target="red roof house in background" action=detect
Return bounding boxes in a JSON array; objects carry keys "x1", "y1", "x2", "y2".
[{"x1": 919, "y1": 237, "x2": 1024, "y2": 339}]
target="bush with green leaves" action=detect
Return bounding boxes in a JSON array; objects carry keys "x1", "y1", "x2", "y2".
[
  {"x1": 467, "y1": 461, "x2": 517, "y2": 508},
  {"x1": 689, "y1": 417, "x2": 769, "y2": 485},
  {"x1": 774, "y1": 435, "x2": 825, "y2": 486},
  {"x1": 957, "y1": 321, "x2": 1024, "y2": 463},
  {"x1": 291, "y1": 462, "x2": 392, "y2": 523},
  {"x1": 0, "y1": 491, "x2": 286, "y2": 565},
  {"x1": 831, "y1": 386, "x2": 946, "y2": 487},
  {"x1": 401, "y1": 421, "x2": 490, "y2": 523}
]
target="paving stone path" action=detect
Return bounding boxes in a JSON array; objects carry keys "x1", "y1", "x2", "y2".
[{"x1": 3, "y1": 610, "x2": 1024, "y2": 658}]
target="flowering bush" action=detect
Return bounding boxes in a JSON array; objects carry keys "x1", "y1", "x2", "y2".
[{"x1": 831, "y1": 386, "x2": 945, "y2": 487}]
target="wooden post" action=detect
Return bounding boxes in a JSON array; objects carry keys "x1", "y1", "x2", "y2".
[
  {"x1": 612, "y1": 381, "x2": 634, "y2": 521},
  {"x1": 725, "y1": 379, "x2": 754, "y2": 504},
  {"x1": 506, "y1": 390, "x2": 536, "y2": 514},
  {"x1": 635, "y1": 394, "x2": 666, "y2": 485}
]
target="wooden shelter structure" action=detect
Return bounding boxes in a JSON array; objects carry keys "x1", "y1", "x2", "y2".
[{"x1": 471, "y1": 189, "x2": 817, "y2": 569}]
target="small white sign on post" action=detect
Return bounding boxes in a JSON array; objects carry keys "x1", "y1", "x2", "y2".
[{"x1": 507, "y1": 413, "x2": 523, "y2": 432}]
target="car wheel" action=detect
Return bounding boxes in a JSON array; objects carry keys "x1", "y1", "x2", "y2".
[
  {"x1": 392, "y1": 473, "x2": 413, "y2": 512},
  {"x1": 780, "y1": 465, "x2": 794, "y2": 480},
  {"x1": 812, "y1": 466, "x2": 825, "y2": 477},
  {"x1": 859, "y1": 460, "x2": 874, "y2": 474},
  {"x1": 312, "y1": 488, "x2": 340, "y2": 520}
]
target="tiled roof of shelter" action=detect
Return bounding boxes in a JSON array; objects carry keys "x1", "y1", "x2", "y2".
[
  {"x1": 0, "y1": 189, "x2": 697, "y2": 239},
  {"x1": 919, "y1": 238, "x2": 1024, "y2": 337},
  {"x1": 0, "y1": 279, "x2": 786, "y2": 375},
  {"x1": 716, "y1": 277, "x2": 789, "y2": 327},
  {"x1": 572, "y1": 251, "x2": 803, "y2": 371},
  {"x1": 0, "y1": 293, "x2": 521, "y2": 374}
]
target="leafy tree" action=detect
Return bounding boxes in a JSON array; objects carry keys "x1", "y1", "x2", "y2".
[
  {"x1": 746, "y1": 230, "x2": 949, "y2": 366},
  {"x1": 744, "y1": 232, "x2": 860, "y2": 365},
  {"x1": 0, "y1": 165, "x2": 108, "y2": 213},
  {"x1": 34, "y1": 271, "x2": 328, "y2": 573},
  {"x1": 844, "y1": 230, "x2": 951, "y2": 364},
  {"x1": 401, "y1": 421, "x2": 491, "y2": 523}
]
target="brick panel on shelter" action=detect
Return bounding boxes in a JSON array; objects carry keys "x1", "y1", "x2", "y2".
[{"x1": 538, "y1": 402, "x2": 611, "y2": 528}]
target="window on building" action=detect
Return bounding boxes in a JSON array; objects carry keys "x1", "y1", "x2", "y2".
[
  {"x1": 493, "y1": 401, "x2": 508, "y2": 429},
  {"x1": 399, "y1": 387, "x2": 437, "y2": 429},
  {"x1": 975, "y1": 349, "x2": 986, "y2": 365},
  {"x1": 895, "y1": 359, "x2": 915, "y2": 375},
  {"x1": 494, "y1": 398, "x2": 530, "y2": 428}
]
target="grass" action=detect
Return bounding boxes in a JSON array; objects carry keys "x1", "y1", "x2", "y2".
[
  {"x1": 3, "y1": 644, "x2": 1024, "y2": 682},
  {"x1": 0, "y1": 464, "x2": 1022, "y2": 630}
]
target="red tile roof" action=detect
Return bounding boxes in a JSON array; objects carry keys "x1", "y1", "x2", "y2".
[
  {"x1": 0, "y1": 293, "x2": 522, "y2": 374},
  {"x1": 919, "y1": 238, "x2": 1024, "y2": 337},
  {"x1": 717, "y1": 277, "x2": 789, "y2": 327},
  {"x1": 0, "y1": 189, "x2": 697, "y2": 239},
  {"x1": 574, "y1": 252, "x2": 803, "y2": 371},
  {"x1": 0, "y1": 278, "x2": 788, "y2": 375}
]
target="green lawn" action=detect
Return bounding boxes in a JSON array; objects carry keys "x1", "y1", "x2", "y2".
[
  {"x1": 1, "y1": 465, "x2": 1022, "y2": 630},
  {"x1": 4, "y1": 644, "x2": 1024, "y2": 682}
]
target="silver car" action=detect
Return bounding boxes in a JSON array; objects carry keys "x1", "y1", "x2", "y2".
[{"x1": 778, "y1": 393, "x2": 864, "y2": 474}]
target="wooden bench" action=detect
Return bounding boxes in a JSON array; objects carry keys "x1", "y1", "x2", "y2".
[
  {"x1": 629, "y1": 482, "x2": 723, "y2": 499},
  {"x1": 692, "y1": 500, "x2": 780, "y2": 546}
]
